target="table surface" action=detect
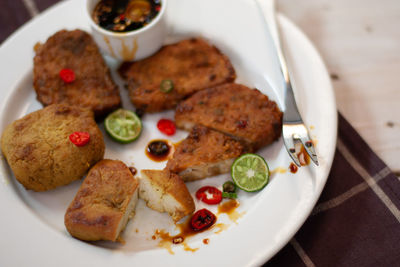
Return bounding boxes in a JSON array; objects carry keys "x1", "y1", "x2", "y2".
[
  {"x1": 278, "y1": 0, "x2": 400, "y2": 176},
  {"x1": 0, "y1": 0, "x2": 399, "y2": 266}
]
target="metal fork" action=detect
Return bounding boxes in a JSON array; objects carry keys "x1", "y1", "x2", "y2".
[{"x1": 255, "y1": 0, "x2": 318, "y2": 167}]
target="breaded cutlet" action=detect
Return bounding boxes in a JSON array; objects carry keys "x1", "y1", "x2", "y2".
[
  {"x1": 33, "y1": 29, "x2": 121, "y2": 119},
  {"x1": 139, "y1": 169, "x2": 195, "y2": 222},
  {"x1": 65, "y1": 159, "x2": 139, "y2": 242},
  {"x1": 166, "y1": 125, "x2": 246, "y2": 181},
  {"x1": 175, "y1": 83, "x2": 283, "y2": 151},
  {"x1": 118, "y1": 38, "x2": 236, "y2": 112}
]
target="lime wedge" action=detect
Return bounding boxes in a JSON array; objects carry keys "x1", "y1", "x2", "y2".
[
  {"x1": 231, "y1": 153, "x2": 269, "y2": 192},
  {"x1": 104, "y1": 109, "x2": 142, "y2": 143}
]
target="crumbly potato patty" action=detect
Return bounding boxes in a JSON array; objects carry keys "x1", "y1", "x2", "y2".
[{"x1": 1, "y1": 104, "x2": 105, "y2": 191}]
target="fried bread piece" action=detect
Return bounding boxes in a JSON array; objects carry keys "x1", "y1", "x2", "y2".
[
  {"x1": 119, "y1": 38, "x2": 236, "y2": 112},
  {"x1": 139, "y1": 169, "x2": 195, "y2": 222},
  {"x1": 65, "y1": 159, "x2": 139, "y2": 242},
  {"x1": 175, "y1": 83, "x2": 283, "y2": 150},
  {"x1": 166, "y1": 126, "x2": 246, "y2": 181},
  {"x1": 33, "y1": 29, "x2": 121, "y2": 119},
  {"x1": 1, "y1": 104, "x2": 105, "y2": 191}
]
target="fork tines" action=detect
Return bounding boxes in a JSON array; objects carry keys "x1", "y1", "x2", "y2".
[{"x1": 283, "y1": 123, "x2": 319, "y2": 167}]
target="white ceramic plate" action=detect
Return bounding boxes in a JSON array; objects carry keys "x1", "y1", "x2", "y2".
[{"x1": 0, "y1": 0, "x2": 337, "y2": 266}]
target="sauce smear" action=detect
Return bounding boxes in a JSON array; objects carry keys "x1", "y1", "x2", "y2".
[
  {"x1": 153, "y1": 218, "x2": 202, "y2": 254},
  {"x1": 297, "y1": 145, "x2": 311, "y2": 166},
  {"x1": 288, "y1": 144, "x2": 312, "y2": 173},
  {"x1": 217, "y1": 199, "x2": 244, "y2": 224},
  {"x1": 153, "y1": 200, "x2": 243, "y2": 253},
  {"x1": 289, "y1": 163, "x2": 298, "y2": 173},
  {"x1": 271, "y1": 167, "x2": 287, "y2": 175}
]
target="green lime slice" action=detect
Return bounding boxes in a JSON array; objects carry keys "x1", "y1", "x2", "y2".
[
  {"x1": 231, "y1": 153, "x2": 270, "y2": 192},
  {"x1": 160, "y1": 79, "x2": 174, "y2": 93},
  {"x1": 104, "y1": 109, "x2": 142, "y2": 143}
]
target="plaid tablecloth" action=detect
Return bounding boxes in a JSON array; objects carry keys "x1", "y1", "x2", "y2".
[
  {"x1": 266, "y1": 114, "x2": 400, "y2": 266},
  {"x1": 1, "y1": 1, "x2": 399, "y2": 266}
]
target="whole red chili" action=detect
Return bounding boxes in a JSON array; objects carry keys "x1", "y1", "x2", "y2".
[
  {"x1": 196, "y1": 186, "x2": 222, "y2": 205},
  {"x1": 59, "y1": 69, "x2": 75, "y2": 83},
  {"x1": 157, "y1": 119, "x2": 176, "y2": 136},
  {"x1": 190, "y1": 209, "x2": 216, "y2": 231},
  {"x1": 69, "y1": 132, "x2": 90, "y2": 147}
]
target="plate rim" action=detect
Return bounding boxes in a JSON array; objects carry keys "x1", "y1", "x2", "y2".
[{"x1": 0, "y1": 0, "x2": 337, "y2": 266}]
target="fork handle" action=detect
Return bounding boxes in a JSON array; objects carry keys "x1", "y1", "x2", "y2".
[{"x1": 255, "y1": 0, "x2": 302, "y2": 122}]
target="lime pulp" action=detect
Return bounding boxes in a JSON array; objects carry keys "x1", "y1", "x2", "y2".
[
  {"x1": 104, "y1": 109, "x2": 142, "y2": 143},
  {"x1": 160, "y1": 79, "x2": 174, "y2": 93},
  {"x1": 231, "y1": 153, "x2": 270, "y2": 192}
]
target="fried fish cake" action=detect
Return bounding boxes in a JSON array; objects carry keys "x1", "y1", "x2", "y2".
[
  {"x1": 139, "y1": 169, "x2": 195, "y2": 222},
  {"x1": 175, "y1": 83, "x2": 283, "y2": 150},
  {"x1": 118, "y1": 38, "x2": 236, "y2": 112},
  {"x1": 65, "y1": 159, "x2": 139, "y2": 242},
  {"x1": 1, "y1": 104, "x2": 105, "y2": 191},
  {"x1": 33, "y1": 29, "x2": 121, "y2": 119},
  {"x1": 166, "y1": 126, "x2": 246, "y2": 181}
]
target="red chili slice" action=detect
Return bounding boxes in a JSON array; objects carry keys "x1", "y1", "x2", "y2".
[
  {"x1": 196, "y1": 186, "x2": 222, "y2": 205},
  {"x1": 69, "y1": 132, "x2": 90, "y2": 147},
  {"x1": 157, "y1": 119, "x2": 176, "y2": 136},
  {"x1": 190, "y1": 208, "x2": 216, "y2": 231},
  {"x1": 59, "y1": 69, "x2": 75, "y2": 83}
]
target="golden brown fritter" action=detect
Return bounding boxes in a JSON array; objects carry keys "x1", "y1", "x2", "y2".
[
  {"x1": 33, "y1": 29, "x2": 121, "y2": 119},
  {"x1": 1, "y1": 104, "x2": 105, "y2": 191},
  {"x1": 139, "y1": 169, "x2": 195, "y2": 222},
  {"x1": 166, "y1": 126, "x2": 246, "y2": 181},
  {"x1": 175, "y1": 83, "x2": 283, "y2": 150},
  {"x1": 118, "y1": 38, "x2": 236, "y2": 112},
  {"x1": 65, "y1": 159, "x2": 139, "y2": 242}
]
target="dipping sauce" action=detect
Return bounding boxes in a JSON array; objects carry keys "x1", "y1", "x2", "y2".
[
  {"x1": 145, "y1": 139, "x2": 172, "y2": 162},
  {"x1": 297, "y1": 145, "x2": 311, "y2": 166},
  {"x1": 289, "y1": 162, "x2": 298, "y2": 173},
  {"x1": 92, "y1": 0, "x2": 161, "y2": 33},
  {"x1": 154, "y1": 210, "x2": 219, "y2": 249},
  {"x1": 153, "y1": 218, "x2": 202, "y2": 254}
]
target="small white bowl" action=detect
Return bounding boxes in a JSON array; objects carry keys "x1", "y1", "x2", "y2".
[{"x1": 87, "y1": 0, "x2": 167, "y2": 61}]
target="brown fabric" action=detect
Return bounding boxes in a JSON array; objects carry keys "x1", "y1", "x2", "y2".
[
  {"x1": 0, "y1": 0, "x2": 31, "y2": 44},
  {"x1": 265, "y1": 113, "x2": 400, "y2": 266},
  {"x1": 1, "y1": 2, "x2": 399, "y2": 266},
  {"x1": 35, "y1": 0, "x2": 61, "y2": 11}
]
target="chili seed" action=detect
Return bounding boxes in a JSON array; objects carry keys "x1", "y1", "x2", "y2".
[{"x1": 172, "y1": 236, "x2": 184, "y2": 244}]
